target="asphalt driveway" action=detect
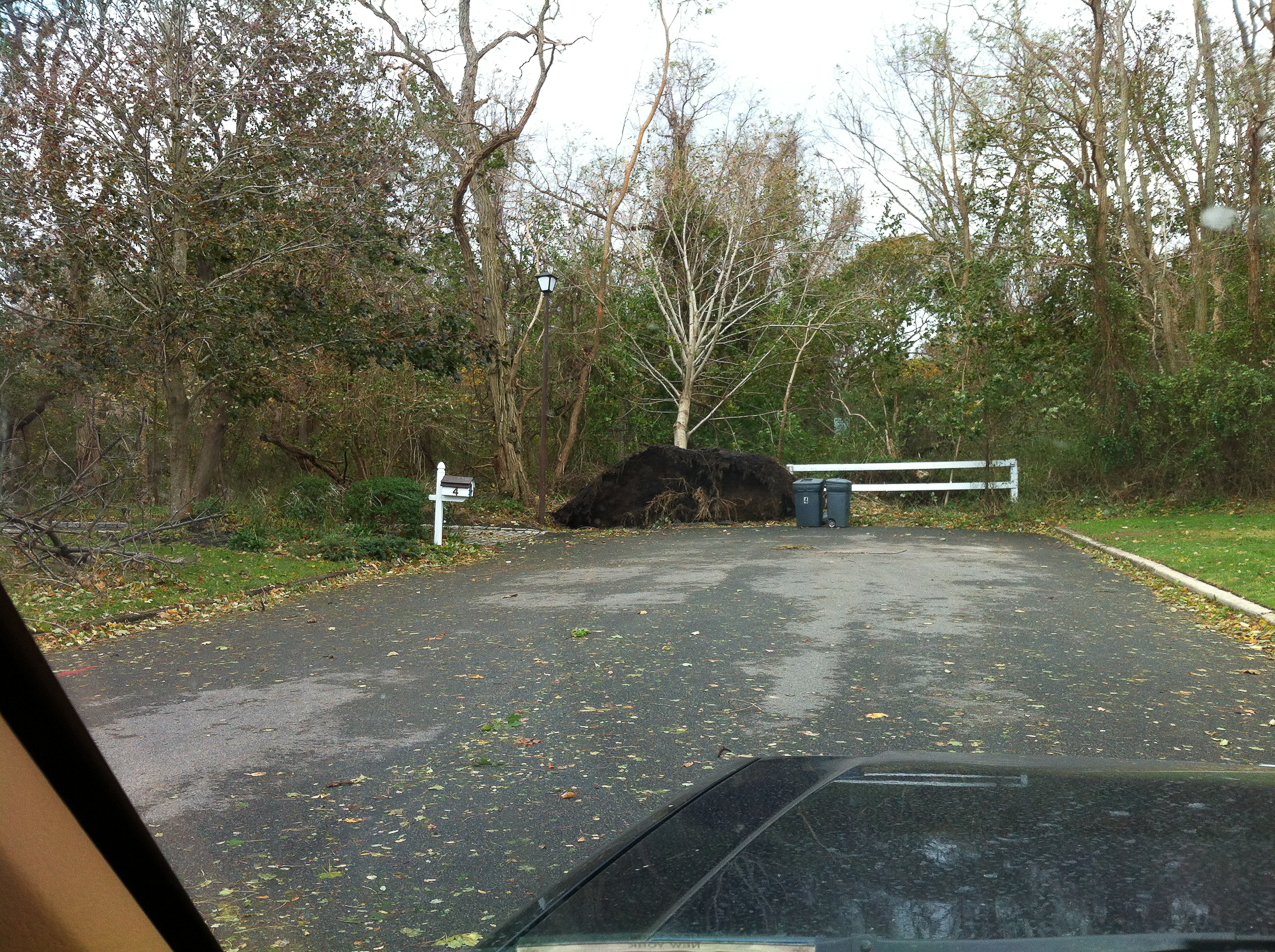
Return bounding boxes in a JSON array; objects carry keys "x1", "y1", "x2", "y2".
[{"x1": 46, "y1": 525, "x2": 1275, "y2": 951}]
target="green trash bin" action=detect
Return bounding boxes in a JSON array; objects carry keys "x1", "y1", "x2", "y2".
[
  {"x1": 792, "y1": 478, "x2": 824, "y2": 528},
  {"x1": 824, "y1": 478, "x2": 853, "y2": 527}
]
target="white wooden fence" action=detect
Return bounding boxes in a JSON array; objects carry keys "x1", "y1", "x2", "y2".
[{"x1": 786, "y1": 459, "x2": 1019, "y2": 502}]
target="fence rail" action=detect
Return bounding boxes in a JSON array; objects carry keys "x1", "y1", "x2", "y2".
[{"x1": 786, "y1": 459, "x2": 1019, "y2": 502}]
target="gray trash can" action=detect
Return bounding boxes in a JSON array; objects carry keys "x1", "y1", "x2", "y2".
[
  {"x1": 824, "y1": 478, "x2": 853, "y2": 527},
  {"x1": 792, "y1": 478, "x2": 824, "y2": 528}
]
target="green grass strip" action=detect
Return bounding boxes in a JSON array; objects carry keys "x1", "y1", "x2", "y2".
[
  {"x1": 10, "y1": 544, "x2": 357, "y2": 629},
  {"x1": 1069, "y1": 512, "x2": 1275, "y2": 608}
]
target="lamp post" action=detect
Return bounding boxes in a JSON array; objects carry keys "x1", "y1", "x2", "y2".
[{"x1": 536, "y1": 269, "x2": 557, "y2": 524}]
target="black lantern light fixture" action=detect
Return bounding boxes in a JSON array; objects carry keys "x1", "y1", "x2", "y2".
[{"x1": 536, "y1": 270, "x2": 557, "y2": 524}]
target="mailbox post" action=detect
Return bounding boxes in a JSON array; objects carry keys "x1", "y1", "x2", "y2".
[{"x1": 429, "y1": 462, "x2": 475, "y2": 545}]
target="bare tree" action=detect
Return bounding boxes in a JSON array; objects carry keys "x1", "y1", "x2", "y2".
[
  {"x1": 360, "y1": 0, "x2": 565, "y2": 501},
  {"x1": 636, "y1": 108, "x2": 814, "y2": 448}
]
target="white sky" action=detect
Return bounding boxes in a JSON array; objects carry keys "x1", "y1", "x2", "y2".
[
  {"x1": 525, "y1": 0, "x2": 916, "y2": 150},
  {"x1": 353, "y1": 0, "x2": 924, "y2": 150},
  {"x1": 355, "y1": 0, "x2": 1207, "y2": 198},
  {"x1": 519, "y1": 0, "x2": 1211, "y2": 149}
]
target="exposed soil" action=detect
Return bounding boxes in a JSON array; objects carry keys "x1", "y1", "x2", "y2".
[{"x1": 552, "y1": 445, "x2": 795, "y2": 528}]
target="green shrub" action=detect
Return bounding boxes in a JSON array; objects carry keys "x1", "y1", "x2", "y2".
[
  {"x1": 345, "y1": 477, "x2": 427, "y2": 536},
  {"x1": 279, "y1": 476, "x2": 342, "y2": 525},
  {"x1": 316, "y1": 532, "x2": 425, "y2": 562},
  {"x1": 1117, "y1": 363, "x2": 1275, "y2": 494},
  {"x1": 191, "y1": 497, "x2": 227, "y2": 519},
  {"x1": 227, "y1": 527, "x2": 271, "y2": 552}
]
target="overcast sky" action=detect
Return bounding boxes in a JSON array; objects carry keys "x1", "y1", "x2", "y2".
[
  {"x1": 355, "y1": 0, "x2": 1206, "y2": 219},
  {"x1": 523, "y1": 0, "x2": 914, "y2": 150},
  {"x1": 517, "y1": 0, "x2": 1208, "y2": 149}
]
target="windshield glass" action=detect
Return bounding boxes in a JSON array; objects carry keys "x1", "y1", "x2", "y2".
[{"x1": 521, "y1": 763, "x2": 1275, "y2": 943}]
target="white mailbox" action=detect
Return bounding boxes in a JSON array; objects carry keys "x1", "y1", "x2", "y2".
[
  {"x1": 438, "y1": 474, "x2": 475, "y2": 499},
  {"x1": 429, "y1": 462, "x2": 474, "y2": 544}
]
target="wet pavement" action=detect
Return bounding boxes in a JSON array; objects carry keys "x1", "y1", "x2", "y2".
[{"x1": 45, "y1": 525, "x2": 1275, "y2": 951}]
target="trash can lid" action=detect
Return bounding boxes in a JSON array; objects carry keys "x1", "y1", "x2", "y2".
[
  {"x1": 824, "y1": 478, "x2": 853, "y2": 490},
  {"x1": 792, "y1": 478, "x2": 825, "y2": 490}
]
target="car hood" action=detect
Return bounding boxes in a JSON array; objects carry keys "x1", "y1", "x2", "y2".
[{"x1": 484, "y1": 753, "x2": 1275, "y2": 949}]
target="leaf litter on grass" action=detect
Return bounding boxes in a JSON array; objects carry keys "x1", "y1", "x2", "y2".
[{"x1": 12, "y1": 542, "x2": 495, "y2": 649}]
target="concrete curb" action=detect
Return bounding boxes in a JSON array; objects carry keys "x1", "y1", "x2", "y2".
[{"x1": 1056, "y1": 526, "x2": 1275, "y2": 626}]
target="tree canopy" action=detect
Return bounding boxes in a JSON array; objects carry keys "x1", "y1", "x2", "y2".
[{"x1": 3, "y1": 0, "x2": 1274, "y2": 520}]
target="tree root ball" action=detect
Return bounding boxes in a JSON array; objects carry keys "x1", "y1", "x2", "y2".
[{"x1": 552, "y1": 445, "x2": 796, "y2": 529}]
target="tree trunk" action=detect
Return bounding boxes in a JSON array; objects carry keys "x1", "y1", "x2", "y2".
[
  {"x1": 141, "y1": 402, "x2": 162, "y2": 506},
  {"x1": 1244, "y1": 111, "x2": 1265, "y2": 343},
  {"x1": 0, "y1": 404, "x2": 10, "y2": 508},
  {"x1": 1193, "y1": 0, "x2": 1223, "y2": 335},
  {"x1": 190, "y1": 393, "x2": 231, "y2": 501},
  {"x1": 488, "y1": 357, "x2": 532, "y2": 498},
  {"x1": 73, "y1": 391, "x2": 103, "y2": 480},
  {"x1": 776, "y1": 321, "x2": 822, "y2": 463},
  {"x1": 673, "y1": 388, "x2": 692, "y2": 449},
  {"x1": 469, "y1": 168, "x2": 533, "y2": 501},
  {"x1": 1086, "y1": 0, "x2": 1122, "y2": 400},
  {"x1": 1233, "y1": 0, "x2": 1271, "y2": 347},
  {"x1": 162, "y1": 358, "x2": 192, "y2": 514},
  {"x1": 1112, "y1": 7, "x2": 1186, "y2": 372}
]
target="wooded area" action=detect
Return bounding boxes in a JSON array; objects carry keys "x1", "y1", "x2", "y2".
[{"x1": 3, "y1": 0, "x2": 1274, "y2": 534}]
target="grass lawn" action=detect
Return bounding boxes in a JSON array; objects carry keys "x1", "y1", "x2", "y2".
[
  {"x1": 6, "y1": 544, "x2": 357, "y2": 630},
  {"x1": 1068, "y1": 511, "x2": 1275, "y2": 608}
]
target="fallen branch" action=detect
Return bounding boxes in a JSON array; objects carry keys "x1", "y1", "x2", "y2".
[
  {"x1": 2, "y1": 510, "x2": 221, "y2": 569},
  {"x1": 259, "y1": 433, "x2": 345, "y2": 483},
  {"x1": 112, "y1": 511, "x2": 222, "y2": 545},
  {"x1": 9, "y1": 391, "x2": 57, "y2": 438}
]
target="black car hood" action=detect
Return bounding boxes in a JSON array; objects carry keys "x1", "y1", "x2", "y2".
[{"x1": 486, "y1": 753, "x2": 1275, "y2": 949}]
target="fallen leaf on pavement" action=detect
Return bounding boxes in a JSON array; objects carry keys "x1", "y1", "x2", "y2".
[
  {"x1": 514, "y1": 737, "x2": 542, "y2": 747},
  {"x1": 865, "y1": 712, "x2": 890, "y2": 719},
  {"x1": 560, "y1": 791, "x2": 578, "y2": 800},
  {"x1": 501, "y1": 593, "x2": 518, "y2": 598},
  {"x1": 434, "y1": 932, "x2": 482, "y2": 948},
  {"x1": 326, "y1": 775, "x2": 371, "y2": 788},
  {"x1": 1241, "y1": 669, "x2": 1263, "y2": 675}
]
